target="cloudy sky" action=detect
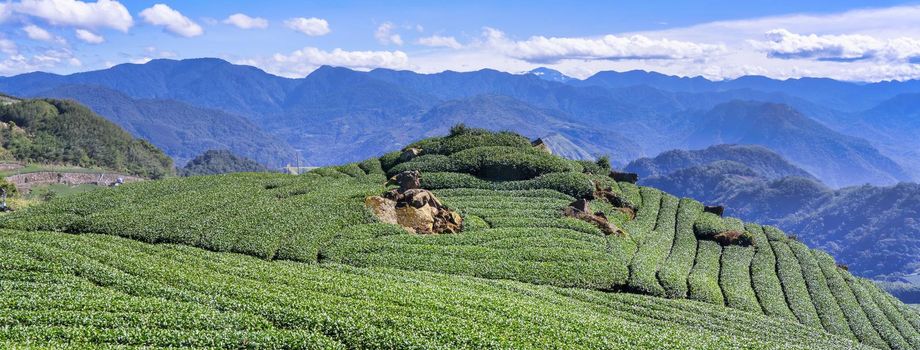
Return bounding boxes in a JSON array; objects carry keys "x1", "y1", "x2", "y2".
[{"x1": 2, "y1": 0, "x2": 920, "y2": 81}]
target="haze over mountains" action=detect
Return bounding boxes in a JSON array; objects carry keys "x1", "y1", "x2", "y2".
[{"x1": 3, "y1": 58, "x2": 920, "y2": 188}]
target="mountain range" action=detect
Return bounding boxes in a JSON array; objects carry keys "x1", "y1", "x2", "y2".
[{"x1": 3, "y1": 58, "x2": 920, "y2": 187}]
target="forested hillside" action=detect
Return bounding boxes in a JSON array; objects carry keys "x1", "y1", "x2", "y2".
[
  {"x1": 0, "y1": 98, "x2": 173, "y2": 178},
  {"x1": 180, "y1": 150, "x2": 270, "y2": 176}
]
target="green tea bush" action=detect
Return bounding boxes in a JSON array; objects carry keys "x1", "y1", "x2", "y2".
[
  {"x1": 617, "y1": 182, "x2": 643, "y2": 209},
  {"x1": 688, "y1": 240, "x2": 724, "y2": 305},
  {"x1": 421, "y1": 172, "x2": 491, "y2": 189},
  {"x1": 493, "y1": 172, "x2": 595, "y2": 198},
  {"x1": 379, "y1": 151, "x2": 402, "y2": 172},
  {"x1": 658, "y1": 198, "x2": 703, "y2": 298},
  {"x1": 771, "y1": 240, "x2": 823, "y2": 329},
  {"x1": 858, "y1": 278, "x2": 920, "y2": 346},
  {"x1": 448, "y1": 146, "x2": 577, "y2": 181},
  {"x1": 719, "y1": 244, "x2": 760, "y2": 313},
  {"x1": 813, "y1": 250, "x2": 888, "y2": 348},
  {"x1": 624, "y1": 187, "x2": 661, "y2": 242},
  {"x1": 627, "y1": 195, "x2": 678, "y2": 296},
  {"x1": 358, "y1": 157, "x2": 385, "y2": 175},
  {"x1": 788, "y1": 241, "x2": 854, "y2": 338},
  {"x1": 747, "y1": 224, "x2": 796, "y2": 319},
  {"x1": 0, "y1": 230, "x2": 866, "y2": 350},
  {"x1": 693, "y1": 213, "x2": 753, "y2": 246},
  {"x1": 845, "y1": 274, "x2": 912, "y2": 349},
  {"x1": 463, "y1": 214, "x2": 490, "y2": 231},
  {"x1": 387, "y1": 154, "x2": 458, "y2": 175},
  {"x1": 406, "y1": 130, "x2": 532, "y2": 156}
]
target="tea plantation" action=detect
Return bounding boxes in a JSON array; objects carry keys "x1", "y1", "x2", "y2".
[{"x1": 1, "y1": 127, "x2": 918, "y2": 349}]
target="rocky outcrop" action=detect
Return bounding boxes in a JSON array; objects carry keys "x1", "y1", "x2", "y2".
[
  {"x1": 563, "y1": 198, "x2": 626, "y2": 236},
  {"x1": 592, "y1": 182, "x2": 637, "y2": 220},
  {"x1": 532, "y1": 138, "x2": 551, "y2": 154},
  {"x1": 367, "y1": 171, "x2": 463, "y2": 234},
  {"x1": 610, "y1": 171, "x2": 639, "y2": 184},
  {"x1": 704, "y1": 205, "x2": 725, "y2": 217}
]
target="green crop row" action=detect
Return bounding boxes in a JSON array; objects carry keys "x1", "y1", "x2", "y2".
[
  {"x1": 688, "y1": 240, "x2": 724, "y2": 305},
  {"x1": 627, "y1": 194, "x2": 678, "y2": 296},
  {"x1": 0, "y1": 230, "x2": 869, "y2": 349},
  {"x1": 746, "y1": 224, "x2": 796, "y2": 319},
  {"x1": 813, "y1": 250, "x2": 888, "y2": 348},
  {"x1": 421, "y1": 171, "x2": 595, "y2": 198},
  {"x1": 719, "y1": 245, "x2": 760, "y2": 313},
  {"x1": 658, "y1": 198, "x2": 703, "y2": 299},
  {"x1": 857, "y1": 278, "x2": 920, "y2": 346},
  {"x1": 845, "y1": 273, "x2": 912, "y2": 349},
  {"x1": 624, "y1": 187, "x2": 661, "y2": 243},
  {"x1": 771, "y1": 239, "x2": 823, "y2": 329},
  {"x1": 788, "y1": 241, "x2": 854, "y2": 339}
]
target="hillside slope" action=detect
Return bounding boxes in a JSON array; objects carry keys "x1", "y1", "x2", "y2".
[
  {"x1": 0, "y1": 98, "x2": 173, "y2": 178},
  {"x1": 626, "y1": 144, "x2": 817, "y2": 180},
  {"x1": 3, "y1": 128, "x2": 918, "y2": 349},
  {"x1": 685, "y1": 101, "x2": 910, "y2": 187}
]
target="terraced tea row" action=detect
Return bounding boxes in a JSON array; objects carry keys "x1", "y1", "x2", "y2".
[
  {"x1": 0, "y1": 230, "x2": 868, "y2": 349},
  {"x1": 2, "y1": 128, "x2": 919, "y2": 349}
]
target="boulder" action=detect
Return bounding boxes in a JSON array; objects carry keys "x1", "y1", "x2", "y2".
[
  {"x1": 609, "y1": 171, "x2": 639, "y2": 184},
  {"x1": 704, "y1": 205, "x2": 725, "y2": 217},
  {"x1": 368, "y1": 175, "x2": 463, "y2": 234},
  {"x1": 399, "y1": 148, "x2": 421, "y2": 162},
  {"x1": 531, "y1": 138, "x2": 552, "y2": 154},
  {"x1": 387, "y1": 170, "x2": 421, "y2": 190},
  {"x1": 365, "y1": 196, "x2": 397, "y2": 225},
  {"x1": 563, "y1": 199, "x2": 626, "y2": 236}
]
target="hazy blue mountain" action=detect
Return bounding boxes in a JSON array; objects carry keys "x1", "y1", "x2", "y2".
[
  {"x1": 32, "y1": 84, "x2": 297, "y2": 167},
  {"x1": 575, "y1": 69, "x2": 920, "y2": 112},
  {"x1": 0, "y1": 58, "x2": 910, "y2": 185},
  {"x1": 527, "y1": 67, "x2": 574, "y2": 83},
  {"x1": 685, "y1": 101, "x2": 911, "y2": 187},
  {"x1": 626, "y1": 144, "x2": 816, "y2": 181}
]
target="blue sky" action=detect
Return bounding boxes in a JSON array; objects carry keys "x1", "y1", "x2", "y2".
[{"x1": 2, "y1": 1, "x2": 920, "y2": 81}]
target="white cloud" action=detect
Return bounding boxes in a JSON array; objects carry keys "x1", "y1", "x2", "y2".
[
  {"x1": 223, "y1": 13, "x2": 268, "y2": 29},
  {"x1": 22, "y1": 24, "x2": 53, "y2": 41},
  {"x1": 284, "y1": 17, "x2": 330, "y2": 36},
  {"x1": 139, "y1": 3, "x2": 203, "y2": 38},
  {"x1": 0, "y1": 38, "x2": 17, "y2": 55},
  {"x1": 241, "y1": 47, "x2": 409, "y2": 77},
  {"x1": 482, "y1": 28, "x2": 724, "y2": 64},
  {"x1": 750, "y1": 29, "x2": 920, "y2": 62},
  {"x1": 0, "y1": 47, "x2": 80, "y2": 75},
  {"x1": 417, "y1": 35, "x2": 462, "y2": 49},
  {"x1": 75, "y1": 28, "x2": 104, "y2": 44},
  {"x1": 375, "y1": 22, "x2": 403, "y2": 45},
  {"x1": 0, "y1": 3, "x2": 11, "y2": 23},
  {"x1": 14, "y1": 0, "x2": 133, "y2": 32}
]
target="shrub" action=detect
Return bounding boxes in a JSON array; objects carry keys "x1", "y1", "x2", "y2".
[
  {"x1": 788, "y1": 241, "x2": 853, "y2": 338},
  {"x1": 688, "y1": 240, "x2": 724, "y2": 305},
  {"x1": 495, "y1": 172, "x2": 595, "y2": 198},
  {"x1": 694, "y1": 213, "x2": 753, "y2": 246},
  {"x1": 627, "y1": 194, "x2": 679, "y2": 296},
  {"x1": 405, "y1": 130, "x2": 531, "y2": 156},
  {"x1": 450, "y1": 146, "x2": 576, "y2": 181},
  {"x1": 658, "y1": 198, "x2": 703, "y2": 298},
  {"x1": 747, "y1": 224, "x2": 797, "y2": 320},
  {"x1": 720, "y1": 245, "x2": 760, "y2": 313},
  {"x1": 388, "y1": 154, "x2": 458, "y2": 175},
  {"x1": 379, "y1": 151, "x2": 402, "y2": 172},
  {"x1": 771, "y1": 240, "x2": 823, "y2": 329},
  {"x1": 462, "y1": 214, "x2": 490, "y2": 231},
  {"x1": 813, "y1": 250, "x2": 888, "y2": 348}
]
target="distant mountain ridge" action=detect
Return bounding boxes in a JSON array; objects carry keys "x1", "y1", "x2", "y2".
[
  {"x1": 32, "y1": 84, "x2": 297, "y2": 167},
  {"x1": 2, "y1": 58, "x2": 918, "y2": 187}
]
